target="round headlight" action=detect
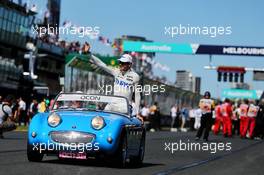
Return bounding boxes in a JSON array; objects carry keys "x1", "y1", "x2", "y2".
[
  {"x1": 48, "y1": 113, "x2": 61, "y2": 127},
  {"x1": 91, "y1": 116, "x2": 105, "y2": 130}
]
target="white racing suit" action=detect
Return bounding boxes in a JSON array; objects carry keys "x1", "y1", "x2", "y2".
[{"x1": 90, "y1": 55, "x2": 141, "y2": 114}]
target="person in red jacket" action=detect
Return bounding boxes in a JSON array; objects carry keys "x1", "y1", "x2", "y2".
[
  {"x1": 247, "y1": 100, "x2": 259, "y2": 139},
  {"x1": 213, "y1": 100, "x2": 223, "y2": 135},
  {"x1": 221, "y1": 98, "x2": 233, "y2": 137},
  {"x1": 239, "y1": 99, "x2": 249, "y2": 138}
]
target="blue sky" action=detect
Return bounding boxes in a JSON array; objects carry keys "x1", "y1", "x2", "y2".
[{"x1": 31, "y1": 0, "x2": 264, "y2": 98}]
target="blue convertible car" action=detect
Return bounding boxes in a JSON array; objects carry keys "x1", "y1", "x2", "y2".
[{"x1": 27, "y1": 92, "x2": 145, "y2": 167}]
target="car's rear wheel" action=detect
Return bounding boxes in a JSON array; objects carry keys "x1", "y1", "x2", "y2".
[
  {"x1": 27, "y1": 143, "x2": 43, "y2": 162},
  {"x1": 116, "y1": 133, "x2": 128, "y2": 168},
  {"x1": 130, "y1": 134, "x2": 145, "y2": 167}
]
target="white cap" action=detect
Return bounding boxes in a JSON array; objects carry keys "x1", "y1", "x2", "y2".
[{"x1": 118, "y1": 54, "x2": 132, "y2": 63}]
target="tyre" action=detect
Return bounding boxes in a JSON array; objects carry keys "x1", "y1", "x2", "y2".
[
  {"x1": 116, "y1": 132, "x2": 128, "y2": 168},
  {"x1": 130, "y1": 134, "x2": 145, "y2": 167},
  {"x1": 27, "y1": 143, "x2": 43, "y2": 162}
]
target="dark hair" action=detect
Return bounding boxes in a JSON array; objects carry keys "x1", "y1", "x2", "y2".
[
  {"x1": 244, "y1": 99, "x2": 249, "y2": 104},
  {"x1": 216, "y1": 99, "x2": 222, "y2": 105},
  {"x1": 4, "y1": 95, "x2": 14, "y2": 103},
  {"x1": 224, "y1": 98, "x2": 230, "y2": 103},
  {"x1": 204, "y1": 91, "x2": 211, "y2": 98}
]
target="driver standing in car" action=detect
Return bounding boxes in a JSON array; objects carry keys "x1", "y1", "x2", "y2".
[{"x1": 89, "y1": 54, "x2": 142, "y2": 121}]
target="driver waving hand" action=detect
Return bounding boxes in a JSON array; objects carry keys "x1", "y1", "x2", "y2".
[{"x1": 90, "y1": 54, "x2": 143, "y2": 122}]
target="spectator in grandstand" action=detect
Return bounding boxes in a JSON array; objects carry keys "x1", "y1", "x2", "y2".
[{"x1": 81, "y1": 42, "x2": 90, "y2": 54}]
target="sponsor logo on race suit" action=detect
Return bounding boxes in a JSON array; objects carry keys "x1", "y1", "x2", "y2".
[
  {"x1": 115, "y1": 73, "x2": 134, "y2": 88},
  {"x1": 239, "y1": 104, "x2": 249, "y2": 117},
  {"x1": 115, "y1": 78, "x2": 132, "y2": 88},
  {"x1": 247, "y1": 105, "x2": 259, "y2": 117},
  {"x1": 200, "y1": 99, "x2": 213, "y2": 113}
]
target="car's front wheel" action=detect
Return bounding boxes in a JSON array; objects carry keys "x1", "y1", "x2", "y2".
[{"x1": 27, "y1": 143, "x2": 43, "y2": 162}]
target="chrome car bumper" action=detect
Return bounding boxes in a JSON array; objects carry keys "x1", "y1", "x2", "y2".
[{"x1": 50, "y1": 131, "x2": 95, "y2": 144}]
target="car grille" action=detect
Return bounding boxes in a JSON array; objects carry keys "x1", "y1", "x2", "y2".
[{"x1": 50, "y1": 131, "x2": 95, "y2": 144}]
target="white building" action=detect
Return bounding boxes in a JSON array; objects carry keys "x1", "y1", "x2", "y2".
[{"x1": 176, "y1": 70, "x2": 201, "y2": 93}]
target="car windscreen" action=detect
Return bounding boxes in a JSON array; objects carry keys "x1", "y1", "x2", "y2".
[{"x1": 52, "y1": 94, "x2": 129, "y2": 114}]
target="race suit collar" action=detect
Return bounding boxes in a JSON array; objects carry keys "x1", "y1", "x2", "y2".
[{"x1": 120, "y1": 68, "x2": 132, "y2": 75}]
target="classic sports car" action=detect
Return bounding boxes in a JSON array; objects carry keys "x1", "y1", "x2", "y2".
[{"x1": 27, "y1": 92, "x2": 145, "y2": 167}]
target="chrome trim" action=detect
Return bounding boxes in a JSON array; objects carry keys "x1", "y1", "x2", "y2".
[{"x1": 50, "y1": 131, "x2": 95, "y2": 144}]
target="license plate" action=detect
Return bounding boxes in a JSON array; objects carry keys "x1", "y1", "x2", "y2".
[{"x1": 59, "y1": 152, "x2": 87, "y2": 160}]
